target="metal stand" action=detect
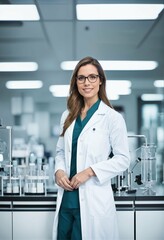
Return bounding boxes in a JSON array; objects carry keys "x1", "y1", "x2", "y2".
[{"x1": 126, "y1": 157, "x2": 142, "y2": 194}]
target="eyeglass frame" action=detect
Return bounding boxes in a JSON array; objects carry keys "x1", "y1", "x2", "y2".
[{"x1": 76, "y1": 74, "x2": 100, "y2": 84}]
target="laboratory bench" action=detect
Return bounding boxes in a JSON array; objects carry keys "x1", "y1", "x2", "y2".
[{"x1": 0, "y1": 184, "x2": 164, "y2": 240}]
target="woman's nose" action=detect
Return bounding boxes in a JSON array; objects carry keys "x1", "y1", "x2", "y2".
[{"x1": 84, "y1": 78, "x2": 90, "y2": 84}]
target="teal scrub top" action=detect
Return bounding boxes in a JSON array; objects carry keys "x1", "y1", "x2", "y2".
[{"x1": 61, "y1": 99, "x2": 101, "y2": 209}]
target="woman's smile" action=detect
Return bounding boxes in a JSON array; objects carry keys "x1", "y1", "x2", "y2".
[{"x1": 82, "y1": 87, "x2": 93, "y2": 93}]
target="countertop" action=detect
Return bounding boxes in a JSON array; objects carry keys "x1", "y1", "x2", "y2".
[{"x1": 0, "y1": 184, "x2": 164, "y2": 202}]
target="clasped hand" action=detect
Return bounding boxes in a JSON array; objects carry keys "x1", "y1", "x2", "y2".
[{"x1": 55, "y1": 168, "x2": 95, "y2": 191}]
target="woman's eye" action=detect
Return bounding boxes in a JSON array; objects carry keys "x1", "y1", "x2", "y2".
[
  {"x1": 78, "y1": 76, "x2": 85, "y2": 81},
  {"x1": 90, "y1": 75, "x2": 96, "y2": 80}
]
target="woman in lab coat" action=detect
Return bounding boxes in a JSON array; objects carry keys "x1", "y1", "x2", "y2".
[{"x1": 53, "y1": 56, "x2": 130, "y2": 240}]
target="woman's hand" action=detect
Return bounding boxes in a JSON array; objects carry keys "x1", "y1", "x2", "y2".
[
  {"x1": 70, "y1": 167, "x2": 95, "y2": 189},
  {"x1": 55, "y1": 170, "x2": 73, "y2": 191}
]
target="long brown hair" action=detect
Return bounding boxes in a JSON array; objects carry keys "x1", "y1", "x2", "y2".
[{"x1": 61, "y1": 56, "x2": 113, "y2": 136}]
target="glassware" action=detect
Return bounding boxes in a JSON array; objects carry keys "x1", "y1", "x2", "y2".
[
  {"x1": 36, "y1": 157, "x2": 44, "y2": 193},
  {"x1": 141, "y1": 143, "x2": 156, "y2": 195},
  {"x1": 12, "y1": 160, "x2": 19, "y2": 194}
]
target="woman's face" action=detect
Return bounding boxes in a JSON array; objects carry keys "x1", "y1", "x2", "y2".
[{"x1": 76, "y1": 64, "x2": 102, "y2": 102}]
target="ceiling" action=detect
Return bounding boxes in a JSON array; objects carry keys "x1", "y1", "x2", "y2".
[{"x1": 0, "y1": 0, "x2": 164, "y2": 105}]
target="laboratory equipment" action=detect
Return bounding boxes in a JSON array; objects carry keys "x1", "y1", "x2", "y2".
[
  {"x1": 126, "y1": 157, "x2": 142, "y2": 194},
  {"x1": 0, "y1": 122, "x2": 12, "y2": 195},
  {"x1": 141, "y1": 143, "x2": 156, "y2": 195},
  {"x1": 0, "y1": 121, "x2": 50, "y2": 196},
  {"x1": 118, "y1": 134, "x2": 147, "y2": 194},
  {"x1": 126, "y1": 135, "x2": 156, "y2": 195}
]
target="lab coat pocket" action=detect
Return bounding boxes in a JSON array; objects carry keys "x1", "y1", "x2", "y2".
[{"x1": 90, "y1": 185, "x2": 115, "y2": 216}]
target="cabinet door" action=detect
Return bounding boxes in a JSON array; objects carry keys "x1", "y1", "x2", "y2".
[
  {"x1": 117, "y1": 211, "x2": 134, "y2": 240},
  {"x1": 0, "y1": 212, "x2": 12, "y2": 240},
  {"x1": 136, "y1": 211, "x2": 164, "y2": 240},
  {"x1": 13, "y1": 211, "x2": 55, "y2": 240}
]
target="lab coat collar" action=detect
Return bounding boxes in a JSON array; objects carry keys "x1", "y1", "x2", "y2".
[
  {"x1": 80, "y1": 101, "x2": 108, "y2": 136},
  {"x1": 65, "y1": 101, "x2": 108, "y2": 138}
]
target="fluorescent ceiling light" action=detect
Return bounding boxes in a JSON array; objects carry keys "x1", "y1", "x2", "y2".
[
  {"x1": 76, "y1": 4, "x2": 164, "y2": 20},
  {"x1": 49, "y1": 85, "x2": 70, "y2": 97},
  {"x1": 107, "y1": 80, "x2": 131, "y2": 96},
  {"x1": 0, "y1": 5, "x2": 40, "y2": 21},
  {"x1": 100, "y1": 61, "x2": 158, "y2": 71},
  {"x1": 107, "y1": 80, "x2": 131, "y2": 88},
  {"x1": 0, "y1": 62, "x2": 38, "y2": 72},
  {"x1": 108, "y1": 93, "x2": 119, "y2": 101},
  {"x1": 154, "y1": 80, "x2": 164, "y2": 88},
  {"x1": 141, "y1": 94, "x2": 164, "y2": 101},
  {"x1": 61, "y1": 61, "x2": 158, "y2": 71},
  {"x1": 6, "y1": 81, "x2": 43, "y2": 89}
]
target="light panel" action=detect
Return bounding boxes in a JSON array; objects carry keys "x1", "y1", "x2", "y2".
[
  {"x1": 107, "y1": 80, "x2": 131, "y2": 88},
  {"x1": 61, "y1": 60, "x2": 158, "y2": 71},
  {"x1": 141, "y1": 94, "x2": 164, "y2": 101},
  {"x1": 106, "y1": 80, "x2": 132, "y2": 97},
  {"x1": 107, "y1": 93, "x2": 119, "y2": 101},
  {"x1": 6, "y1": 81, "x2": 43, "y2": 89},
  {"x1": 154, "y1": 80, "x2": 164, "y2": 88},
  {"x1": 0, "y1": 62, "x2": 38, "y2": 72},
  {"x1": 76, "y1": 4, "x2": 164, "y2": 20},
  {"x1": 0, "y1": 5, "x2": 40, "y2": 21},
  {"x1": 49, "y1": 85, "x2": 70, "y2": 97}
]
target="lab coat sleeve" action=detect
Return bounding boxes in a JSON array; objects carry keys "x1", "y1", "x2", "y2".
[
  {"x1": 91, "y1": 112, "x2": 130, "y2": 184},
  {"x1": 54, "y1": 111, "x2": 68, "y2": 174}
]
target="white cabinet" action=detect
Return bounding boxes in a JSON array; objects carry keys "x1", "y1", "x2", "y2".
[
  {"x1": 12, "y1": 201, "x2": 55, "y2": 240},
  {"x1": 0, "y1": 212, "x2": 12, "y2": 240},
  {"x1": 0, "y1": 201, "x2": 12, "y2": 240},
  {"x1": 116, "y1": 201, "x2": 134, "y2": 240},
  {"x1": 0, "y1": 197, "x2": 164, "y2": 240},
  {"x1": 136, "y1": 200, "x2": 164, "y2": 240},
  {"x1": 117, "y1": 211, "x2": 134, "y2": 240},
  {"x1": 136, "y1": 210, "x2": 164, "y2": 240},
  {"x1": 13, "y1": 211, "x2": 55, "y2": 240}
]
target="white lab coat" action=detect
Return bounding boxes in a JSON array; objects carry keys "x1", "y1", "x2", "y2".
[{"x1": 52, "y1": 101, "x2": 130, "y2": 240}]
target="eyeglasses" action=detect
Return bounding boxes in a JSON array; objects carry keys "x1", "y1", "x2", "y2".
[{"x1": 76, "y1": 74, "x2": 99, "y2": 84}]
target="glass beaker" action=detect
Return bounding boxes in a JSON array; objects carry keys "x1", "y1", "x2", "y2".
[{"x1": 141, "y1": 143, "x2": 156, "y2": 195}]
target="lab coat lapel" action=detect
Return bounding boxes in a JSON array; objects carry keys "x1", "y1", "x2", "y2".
[
  {"x1": 80, "y1": 101, "x2": 107, "y2": 136},
  {"x1": 65, "y1": 119, "x2": 76, "y2": 150}
]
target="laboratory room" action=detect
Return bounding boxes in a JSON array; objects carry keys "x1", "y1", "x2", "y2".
[{"x1": 0, "y1": 1, "x2": 164, "y2": 240}]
